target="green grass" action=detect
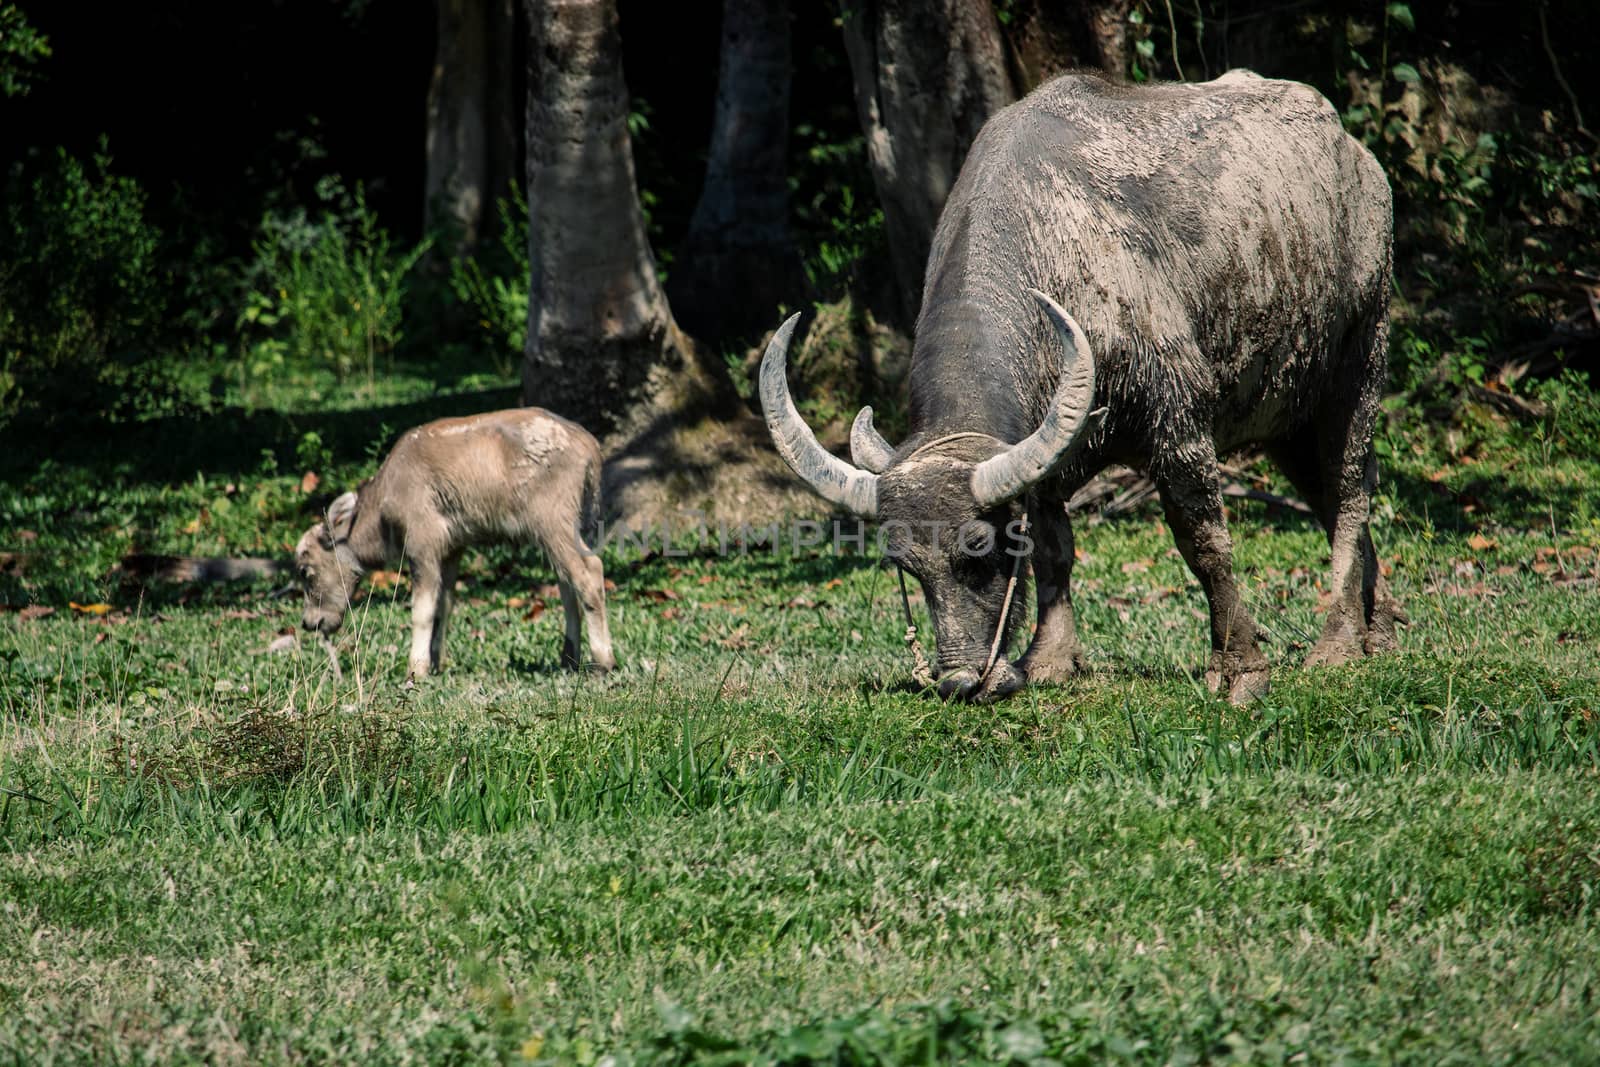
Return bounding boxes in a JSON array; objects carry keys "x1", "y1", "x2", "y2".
[{"x1": 2, "y1": 366, "x2": 1598, "y2": 1063}]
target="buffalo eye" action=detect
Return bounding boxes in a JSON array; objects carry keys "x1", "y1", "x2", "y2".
[{"x1": 958, "y1": 520, "x2": 996, "y2": 557}]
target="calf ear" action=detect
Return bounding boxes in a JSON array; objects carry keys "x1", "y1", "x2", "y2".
[{"x1": 326, "y1": 492, "x2": 359, "y2": 541}]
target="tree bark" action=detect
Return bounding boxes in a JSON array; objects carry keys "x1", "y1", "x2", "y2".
[
  {"x1": 840, "y1": 0, "x2": 1016, "y2": 323},
  {"x1": 997, "y1": 0, "x2": 1133, "y2": 90},
  {"x1": 521, "y1": 0, "x2": 726, "y2": 438},
  {"x1": 667, "y1": 0, "x2": 806, "y2": 343},
  {"x1": 425, "y1": 0, "x2": 519, "y2": 248}
]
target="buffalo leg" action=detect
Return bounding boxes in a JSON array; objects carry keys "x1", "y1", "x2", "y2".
[
  {"x1": 1270, "y1": 429, "x2": 1404, "y2": 661},
  {"x1": 1153, "y1": 441, "x2": 1270, "y2": 704},
  {"x1": 1305, "y1": 323, "x2": 1402, "y2": 666},
  {"x1": 1017, "y1": 497, "x2": 1088, "y2": 683}
]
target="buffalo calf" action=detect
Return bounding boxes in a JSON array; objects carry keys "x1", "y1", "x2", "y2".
[{"x1": 295, "y1": 408, "x2": 615, "y2": 679}]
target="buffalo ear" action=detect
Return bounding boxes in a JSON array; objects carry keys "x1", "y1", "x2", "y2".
[
  {"x1": 850, "y1": 407, "x2": 896, "y2": 474},
  {"x1": 311, "y1": 522, "x2": 335, "y2": 552},
  {"x1": 326, "y1": 492, "x2": 359, "y2": 541}
]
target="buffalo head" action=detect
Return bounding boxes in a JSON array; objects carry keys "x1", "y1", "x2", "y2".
[{"x1": 761, "y1": 289, "x2": 1101, "y2": 701}]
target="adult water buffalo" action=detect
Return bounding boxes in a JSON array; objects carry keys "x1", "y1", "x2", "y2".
[{"x1": 761, "y1": 70, "x2": 1403, "y2": 703}]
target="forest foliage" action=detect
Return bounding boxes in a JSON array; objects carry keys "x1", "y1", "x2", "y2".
[{"x1": 0, "y1": 0, "x2": 1595, "y2": 427}]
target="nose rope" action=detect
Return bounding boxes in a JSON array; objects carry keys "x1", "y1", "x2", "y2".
[
  {"x1": 896, "y1": 513, "x2": 1029, "y2": 694},
  {"x1": 896, "y1": 567, "x2": 937, "y2": 688}
]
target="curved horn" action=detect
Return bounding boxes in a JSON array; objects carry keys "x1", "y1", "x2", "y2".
[
  {"x1": 970, "y1": 289, "x2": 1103, "y2": 508},
  {"x1": 760, "y1": 313, "x2": 880, "y2": 517},
  {"x1": 850, "y1": 406, "x2": 895, "y2": 473}
]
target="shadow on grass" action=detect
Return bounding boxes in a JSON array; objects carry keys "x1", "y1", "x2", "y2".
[{"x1": 0, "y1": 383, "x2": 522, "y2": 488}]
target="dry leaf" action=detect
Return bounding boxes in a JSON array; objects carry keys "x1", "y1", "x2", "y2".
[
  {"x1": 18, "y1": 605, "x2": 55, "y2": 622},
  {"x1": 368, "y1": 570, "x2": 405, "y2": 591},
  {"x1": 299, "y1": 471, "x2": 320, "y2": 494},
  {"x1": 1120, "y1": 558, "x2": 1153, "y2": 575},
  {"x1": 267, "y1": 632, "x2": 297, "y2": 654},
  {"x1": 506, "y1": 596, "x2": 527, "y2": 609},
  {"x1": 641, "y1": 588, "x2": 679, "y2": 602},
  {"x1": 522, "y1": 601, "x2": 546, "y2": 622},
  {"x1": 16, "y1": 529, "x2": 37, "y2": 543},
  {"x1": 1467, "y1": 533, "x2": 1497, "y2": 552}
]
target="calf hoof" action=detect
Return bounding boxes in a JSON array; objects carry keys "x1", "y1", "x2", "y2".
[{"x1": 1205, "y1": 651, "x2": 1270, "y2": 706}]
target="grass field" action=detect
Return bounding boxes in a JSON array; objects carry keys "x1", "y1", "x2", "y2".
[{"x1": 3, "y1": 360, "x2": 1599, "y2": 1064}]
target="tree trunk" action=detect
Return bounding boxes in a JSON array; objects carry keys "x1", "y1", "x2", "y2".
[
  {"x1": 667, "y1": 0, "x2": 806, "y2": 343},
  {"x1": 840, "y1": 0, "x2": 1016, "y2": 324},
  {"x1": 996, "y1": 0, "x2": 1133, "y2": 91},
  {"x1": 521, "y1": 0, "x2": 726, "y2": 438},
  {"x1": 425, "y1": 0, "x2": 518, "y2": 248}
]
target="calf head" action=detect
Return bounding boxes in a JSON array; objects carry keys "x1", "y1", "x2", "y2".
[
  {"x1": 295, "y1": 491, "x2": 363, "y2": 635},
  {"x1": 762, "y1": 290, "x2": 1101, "y2": 702}
]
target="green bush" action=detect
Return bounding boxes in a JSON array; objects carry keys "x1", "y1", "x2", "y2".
[
  {"x1": 446, "y1": 185, "x2": 529, "y2": 376},
  {"x1": 0, "y1": 142, "x2": 168, "y2": 420},
  {"x1": 237, "y1": 177, "x2": 431, "y2": 385},
  {"x1": 0, "y1": 2, "x2": 51, "y2": 99},
  {"x1": 1339, "y1": 3, "x2": 1599, "y2": 394}
]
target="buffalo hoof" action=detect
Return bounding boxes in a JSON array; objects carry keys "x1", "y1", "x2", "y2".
[
  {"x1": 937, "y1": 669, "x2": 982, "y2": 702},
  {"x1": 975, "y1": 661, "x2": 1027, "y2": 704},
  {"x1": 1205, "y1": 650, "x2": 1270, "y2": 706},
  {"x1": 1304, "y1": 633, "x2": 1361, "y2": 669},
  {"x1": 1363, "y1": 596, "x2": 1407, "y2": 656},
  {"x1": 1017, "y1": 646, "x2": 1088, "y2": 685},
  {"x1": 936, "y1": 662, "x2": 1026, "y2": 703}
]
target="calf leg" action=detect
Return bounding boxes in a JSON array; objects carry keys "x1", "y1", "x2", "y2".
[
  {"x1": 428, "y1": 553, "x2": 461, "y2": 674},
  {"x1": 548, "y1": 541, "x2": 616, "y2": 672},
  {"x1": 406, "y1": 555, "x2": 443, "y2": 680},
  {"x1": 1017, "y1": 497, "x2": 1088, "y2": 683},
  {"x1": 1153, "y1": 439, "x2": 1270, "y2": 704}
]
